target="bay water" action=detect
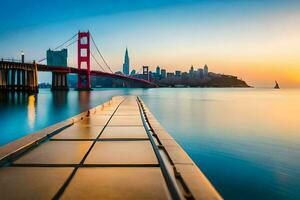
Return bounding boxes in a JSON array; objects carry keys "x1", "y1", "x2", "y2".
[{"x1": 0, "y1": 88, "x2": 299, "y2": 199}]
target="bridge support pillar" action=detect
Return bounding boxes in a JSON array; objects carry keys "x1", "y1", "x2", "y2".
[
  {"x1": 11, "y1": 69, "x2": 16, "y2": 90},
  {"x1": 0, "y1": 70, "x2": 4, "y2": 90},
  {"x1": 76, "y1": 31, "x2": 92, "y2": 91},
  {"x1": 28, "y1": 71, "x2": 34, "y2": 91},
  {"x1": 16, "y1": 69, "x2": 21, "y2": 91},
  {"x1": 51, "y1": 72, "x2": 69, "y2": 91},
  {"x1": 3, "y1": 70, "x2": 8, "y2": 90},
  {"x1": 22, "y1": 70, "x2": 26, "y2": 91}
]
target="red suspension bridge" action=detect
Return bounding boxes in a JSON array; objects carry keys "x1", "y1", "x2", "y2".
[{"x1": 0, "y1": 31, "x2": 157, "y2": 92}]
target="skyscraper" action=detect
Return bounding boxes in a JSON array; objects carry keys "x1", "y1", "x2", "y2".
[
  {"x1": 189, "y1": 65, "x2": 194, "y2": 77},
  {"x1": 47, "y1": 48, "x2": 67, "y2": 67},
  {"x1": 161, "y1": 69, "x2": 166, "y2": 79},
  {"x1": 155, "y1": 66, "x2": 161, "y2": 80},
  {"x1": 156, "y1": 66, "x2": 161, "y2": 76},
  {"x1": 204, "y1": 64, "x2": 209, "y2": 76},
  {"x1": 175, "y1": 70, "x2": 181, "y2": 76},
  {"x1": 123, "y1": 48, "x2": 130, "y2": 75},
  {"x1": 198, "y1": 68, "x2": 204, "y2": 78}
]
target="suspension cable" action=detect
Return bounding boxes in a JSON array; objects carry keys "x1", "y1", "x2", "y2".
[
  {"x1": 37, "y1": 32, "x2": 114, "y2": 74},
  {"x1": 90, "y1": 34, "x2": 113, "y2": 73},
  {"x1": 66, "y1": 38, "x2": 78, "y2": 48},
  {"x1": 91, "y1": 51, "x2": 106, "y2": 72},
  {"x1": 38, "y1": 33, "x2": 78, "y2": 63},
  {"x1": 53, "y1": 33, "x2": 78, "y2": 51}
]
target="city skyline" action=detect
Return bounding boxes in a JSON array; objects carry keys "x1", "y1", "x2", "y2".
[{"x1": 1, "y1": 0, "x2": 300, "y2": 87}]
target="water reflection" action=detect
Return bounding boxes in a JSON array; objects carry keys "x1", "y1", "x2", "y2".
[
  {"x1": 52, "y1": 91, "x2": 68, "y2": 107},
  {"x1": 0, "y1": 91, "x2": 28, "y2": 105},
  {"x1": 78, "y1": 91, "x2": 91, "y2": 111},
  {"x1": 27, "y1": 95, "x2": 36, "y2": 129}
]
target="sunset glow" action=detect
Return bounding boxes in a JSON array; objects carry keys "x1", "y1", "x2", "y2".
[{"x1": 0, "y1": 0, "x2": 299, "y2": 87}]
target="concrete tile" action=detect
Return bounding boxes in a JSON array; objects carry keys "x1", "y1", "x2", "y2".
[
  {"x1": 0, "y1": 167, "x2": 72, "y2": 200},
  {"x1": 78, "y1": 115, "x2": 111, "y2": 126},
  {"x1": 115, "y1": 109, "x2": 141, "y2": 116},
  {"x1": 121, "y1": 100, "x2": 137, "y2": 103},
  {"x1": 94, "y1": 110, "x2": 114, "y2": 115},
  {"x1": 101, "y1": 107, "x2": 118, "y2": 111},
  {"x1": 117, "y1": 106, "x2": 139, "y2": 112},
  {"x1": 120, "y1": 105, "x2": 138, "y2": 108},
  {"x1": 114, "y1": 110, "x2": 141, "y2": 116},
  {"x1": 118, "y1": 106, "x2": 138, "y2": 109},
  {"x1": 122, "y1": 98, "x2": 137, "y2": 102},
  {"x1": 84, "y1": 141, "x2": 158, "y2": 165},
  {"x1": 61, "y1": 167, "x2": 170, "y2": 200},
  {"x1": 52, "y1": 125, "x2": 104, "y2": 139},
  {"x1": 117, "y1": 106, "x2": 139, "y2": 110},
  {"x1": 100, "y1": 126, "x2": 148, "y2": 139},
  {"x1": 119, "y1": 101, "x2": 138, "y2": 104},
  {"x1": 14, "y1": 141, "x2": 92, "y2": 164},
  {"x1": 118, "y1": 100, "x2": 138, "y2": 105},
  {"x1": 108, "y1": 116, "x2": 143, "y2": 126}
]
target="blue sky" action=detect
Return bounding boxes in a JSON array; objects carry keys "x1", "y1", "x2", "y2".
[{"x1": 1, "y1": 0, "x2": 300, "y2": 86}]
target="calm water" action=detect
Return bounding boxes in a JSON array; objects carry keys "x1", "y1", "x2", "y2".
[{"x1": 0, "y1": 88, "x2": 299, "y2": 200}]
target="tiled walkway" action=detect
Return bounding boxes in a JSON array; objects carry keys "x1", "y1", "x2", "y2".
[{"x1": 0, "y1": 96, "x2": 222, "y2": 200}]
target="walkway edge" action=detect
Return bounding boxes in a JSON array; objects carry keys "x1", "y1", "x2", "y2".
[{"x1": 138, "y1": 97, "x2": 223, "y2": 200}]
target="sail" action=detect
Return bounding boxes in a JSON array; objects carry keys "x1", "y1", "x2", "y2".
[{"x1": 274, "y1": 81, "x2": 280, "y2": 89}]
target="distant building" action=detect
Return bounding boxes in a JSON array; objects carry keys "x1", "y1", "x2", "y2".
[
  {"x1": 198, "y1": 68, "x2": 204, "y2": 78},
  {"x1": 189, "y1": 65, "x2": 194, "y2": 76},
  {"x1": 47, "y1": 49, "x2": 68, "y2": 90},
  {"x1": 167, "y1": 72, "x2": 174, "y2": 78},
  {"x1": 47, "y1": 49, "x2": 67, "y2": 67},
  {"x1": 161, "y1": 69, "x2": 167, "y2": 79},
  {"x1": 130, "y1": 69, "x2": 136, "y2": 75},
  {"x1": 122, "y1": 48, "x2": 130, "y2": 75},
  {"x1": 150, "y1": 72, "x2": 156, "y2": 77},
  {"x1": 156, "y1": 66, "x2": 161, "y2": 76},
  {"x1": 204, "y1": 64, "x2": 208, "y2": 76},
  {"x1": 153, "y1": 66, "x2": 160, "y2": 80},
  {"x1": 175, "y1": 70, "x2": 181, "y2": 76},
  {"x1": 182, "y1": 72, "x2": 188, "y2": 78}
]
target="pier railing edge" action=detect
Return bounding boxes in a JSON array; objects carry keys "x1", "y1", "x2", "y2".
[{"x1": 137, "y1": 96, "x2": 223, "y2": 200}]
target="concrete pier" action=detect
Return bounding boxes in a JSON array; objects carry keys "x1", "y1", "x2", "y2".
[
  {"x1": 0, "y1": 61, "x2": 38, "y2": 93},
  {"x1": 0, "y1": 96, "x2": 222, "y2": 200},
  {"x1": 51, "y1": 72, "x2": 69, "y2": 91}
]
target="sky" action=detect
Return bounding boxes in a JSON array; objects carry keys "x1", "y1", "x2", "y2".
[{"x1": 0, "y1": 0, "x2": 300, "y2": 87}]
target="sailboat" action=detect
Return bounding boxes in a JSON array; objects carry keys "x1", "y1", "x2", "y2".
[{"x1": 274, "y1": 81, "x2": 280, "y2": 89}]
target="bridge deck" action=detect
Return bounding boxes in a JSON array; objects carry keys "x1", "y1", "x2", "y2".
[{"x1": 0, "y1": 96, "x2": 221, "y2": 200}]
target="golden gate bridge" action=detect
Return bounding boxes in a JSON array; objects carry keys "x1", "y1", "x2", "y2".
[{"x1": 0, "y1": 31, "x2": 157, "y2": 92}]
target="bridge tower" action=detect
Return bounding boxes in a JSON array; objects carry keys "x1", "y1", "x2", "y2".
[
  {"x1": 77, "y1": 31, "x2": 91, "y2": 90},
  {"x1": 143, "y1": 66, "x2": 149, "y2": 81}
]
